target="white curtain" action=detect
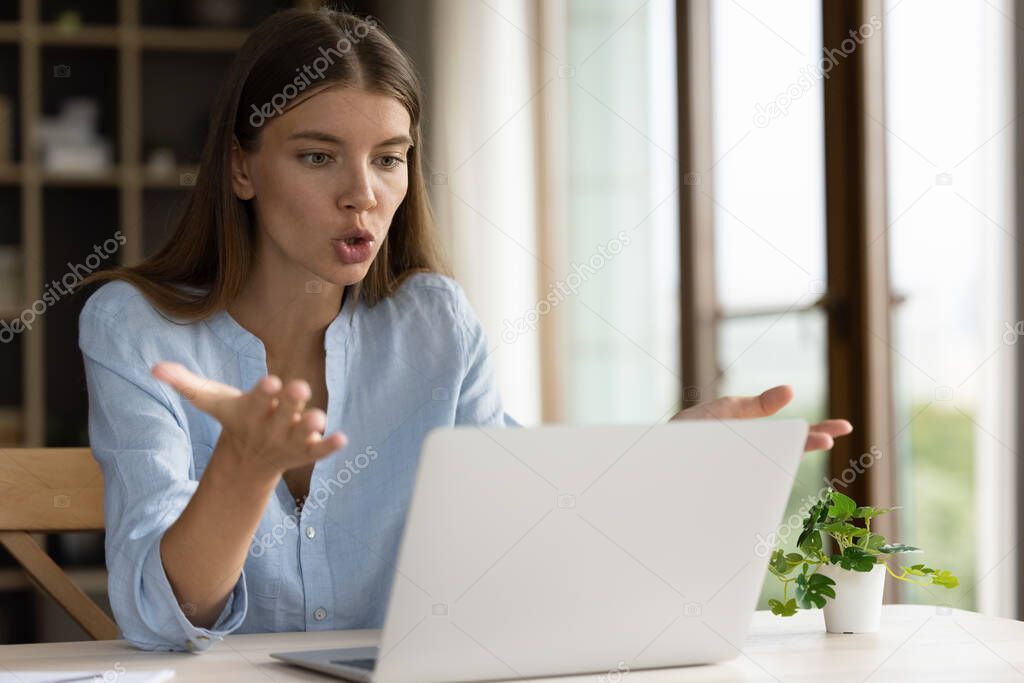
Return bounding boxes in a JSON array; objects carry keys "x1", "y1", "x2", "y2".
[
  {"x1": 428, "y1": 0, "x2": 544, "y2": 425},
  {"x1": 426, "y1": 0, "x2": 680, "y2": 427}
]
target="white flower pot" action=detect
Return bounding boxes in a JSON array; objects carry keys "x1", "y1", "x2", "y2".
[{"x1": 817, "y1": 562, "x2": 887, "y2": 633}]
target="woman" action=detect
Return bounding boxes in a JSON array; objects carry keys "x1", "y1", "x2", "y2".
[{"x1": 79, "y1": 7, "x2": 851, "y2": 653}]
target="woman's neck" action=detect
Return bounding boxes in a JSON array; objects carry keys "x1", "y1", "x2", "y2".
[{"x1": 227, "y1": 251, "x2": 347, "y2": 362}]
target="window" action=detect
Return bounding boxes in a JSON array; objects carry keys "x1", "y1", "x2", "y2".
[
  {"x1": 564, "y1": 0, "x2": 680, "y2": 424},
  {"x1": 709, "y1": 0, "x2": 829, "y2": 609},
  {"x1": 883, "y1": 0, "x2": 1016, "y2": 614}
]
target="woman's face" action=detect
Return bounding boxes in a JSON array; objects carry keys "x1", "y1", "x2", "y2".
[{"x1": 231, "y1": 85, "x2": 413, "y2": 287}]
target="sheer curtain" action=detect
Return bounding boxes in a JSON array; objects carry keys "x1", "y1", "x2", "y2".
[
  {"x1": 883, "y1": 0, "x2": 1017, "y2": 617},
  {"x1": 428, "y1": 0, "x2": 680, "y2": 426},
  {"x1": 427, "y1": 0, "x2": 543, "y2": 425}
]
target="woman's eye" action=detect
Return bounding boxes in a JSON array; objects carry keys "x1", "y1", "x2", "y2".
[
  {"x1": 301, "y1": 152, "x2": 332, "y2": 167},
  {"x1": 377, "y1": 156, "x2": 405, "y2": 170}
]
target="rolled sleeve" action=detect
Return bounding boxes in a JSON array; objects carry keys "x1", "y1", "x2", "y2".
[
  {"x1": 139, "y1": 536, "x2": 247, "y2": 651},
  {"x1": 79, "y1": 293, "x2": 247, "y2": 652}
]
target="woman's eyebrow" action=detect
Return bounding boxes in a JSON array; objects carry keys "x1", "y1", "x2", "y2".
[
  {"x1": 287, "y1": 130, "x2": 413, "y2": 147},
  {"x1": 378, "y1": 134, "x2": 414, "y2": 148}
]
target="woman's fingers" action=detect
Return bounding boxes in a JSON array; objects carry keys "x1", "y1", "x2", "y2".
[
  {"x1": 308, "y1": 431, "x2": 348, "y2": 460},
  {"x1": 677, "y1": 384, "x2": 795, "y2": 420},
  {"x1": 304, "y1": 407, "x2": 327, "y2": 434},
  {"x1": 801, "y1": 420, "x2": 853, "y2": 452},
  {"x1": 809, "y1": 419, "x2": 853, "y2": 437},
  {"x1": 154, "y1": 364, "x2": 346, "y2": 470},
  {"x1": 670, "y1": 384, "x2": 855, "y2": 453},
  {"x1": 287, "y1": 407, "x2": 346, "y2": 459},
  {"x1": 805, "y1": 432, "x2": 835, "y2": 452},
  {"x1": 754, "y1": 385, "x2": 795, "y2": 416},
  {"x1": 152, "y1": 362, "x2": 242, "y2": 418},
  {"x1": 291, "y1": 408, "x2": 327, "y2": 445},
  {"x1": 269, "y1": 379, "x2": 311, "y2": 440},
  {"x1": 248, "y1": 375, "x2": 283, "y2": 417}
]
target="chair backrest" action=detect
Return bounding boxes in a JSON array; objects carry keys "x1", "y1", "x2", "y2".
[{"x1": 0, "y1": 447, "x2": 119, "y2": 640}]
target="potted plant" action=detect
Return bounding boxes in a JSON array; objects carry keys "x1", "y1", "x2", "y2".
[{"x1": 767, "y1": 488, "x2": 959, "y2": 633}]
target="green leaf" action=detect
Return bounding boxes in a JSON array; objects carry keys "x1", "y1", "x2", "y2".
[
  {"x1": 799, "y1": 529, "x2": 823, "y2": 555},
  {"x1": 770, "y1": 550, "x2": 790, "y2": 575},
  {"x1": 797, "y1": 499, "x2": 826, "y2": 547},
  {"x1": 865, "y1": 534, "x2": 887, "y2": 551},
  {"x1": 823, "y1": 521, "x2": 868, "y2": 537},
  {"x1": 931, "y1": 570, "x2": 959, "y2": 589},
  {"x1": 854, "y1": 506, "x2": 897, "y2": 520},
  {"x1": 835, "y1": 546, "x2": 877, "y2": 572},
  {"x1": 770, "y1": 549, "x2": 787, "y2": 574},
  {"x1": 900, "y1": 564, "x2": 958, "y2": 588},
  {"x1": 817, "y1": 499, "x2": 830, "y2": 522},
  {"x1": 768, "y1": 598, "x2": 798, "y2": 617},
  {"x1": 879, "y1": 543, "x2": 922, "y2": 554},
  {"x1": 795, "y1": 570, "x2": 836, "y2": 609},
  {"x1": 827, "y1": 491, "x2": 857, "y2": 521},
  {"x1": 769, "y1": 549, "x2": 803, "y2": 577}
]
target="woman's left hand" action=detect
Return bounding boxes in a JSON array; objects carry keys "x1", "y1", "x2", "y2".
[{"x1": 670, "y1": 384, "x2": 853, "y2": 452}]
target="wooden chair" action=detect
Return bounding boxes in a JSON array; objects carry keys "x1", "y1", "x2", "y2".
[{"x1": 0, "y1": 447, "x2": 119, "y2": 640}]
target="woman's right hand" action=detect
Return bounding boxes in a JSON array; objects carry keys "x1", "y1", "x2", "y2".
[{"x1": 151, "y1": 361, "x2": 347, "y2": 479}]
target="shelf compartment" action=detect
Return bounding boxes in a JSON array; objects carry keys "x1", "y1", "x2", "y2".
[
  {"x1": 42, "y1": 186, "x2": 119, "y2": 447},
  {"x1": 41, "y1": 0, "x2": 118, "y2": 26},
  {"x1": 40, "y1": 47, "x2": 119, "y2": 169},
  {"x1": 140, "y1": 0, "x2": 286, "y2": 29},
  {"x1": 36, "y1": 25, "x2": 120, "y2": 48},
  {"x1": 142, "y1": 188, "x2": 189, "y2": 257},
  {"x1": 0, "y1": 333, "x2": 23, "y2": 408},
  {"x1": 0, "y1": 45, "x2": 18, "y2": 164},
  {"x1": 142, "y1": 51, "x2": 232, "y2": 167},
  {"x1": 139, "y1": 27, "x2": 249, "y2": 52}
]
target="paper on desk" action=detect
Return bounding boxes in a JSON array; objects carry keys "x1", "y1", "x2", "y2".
[{"x1": 0, "y1": 671, "x2": 174, "y2": 683}]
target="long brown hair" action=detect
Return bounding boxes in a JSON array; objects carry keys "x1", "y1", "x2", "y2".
[{"x1": 83, "y1": 6, "x2": 448, "y2": 318}]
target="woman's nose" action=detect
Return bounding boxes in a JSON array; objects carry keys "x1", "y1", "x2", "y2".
[{"x1": 338, "y1": 165, "x2": 377, "y2": 211}]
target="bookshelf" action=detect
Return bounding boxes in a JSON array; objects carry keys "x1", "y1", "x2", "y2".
[{"x1": 0, "y1": 0, "x2": 387, "y2": 643}]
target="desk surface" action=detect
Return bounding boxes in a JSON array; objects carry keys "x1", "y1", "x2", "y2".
[{"x1": 2, "y1": 605, "x2": 1022, "y2": 682}]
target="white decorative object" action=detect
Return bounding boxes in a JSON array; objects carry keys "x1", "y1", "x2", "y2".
[
  {"x1": 35, "y1": 97, "x2": 113, "y2": 173},
  {"x1": 145, "y1": 147, "x2": 177, "y2": 178}
]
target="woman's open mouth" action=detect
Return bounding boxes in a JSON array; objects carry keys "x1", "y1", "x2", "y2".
[{"x1": 332, "y1": 236, "x2": 374, "y2": 265}]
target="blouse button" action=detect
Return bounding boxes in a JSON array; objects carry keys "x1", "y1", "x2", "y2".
[
  {"x1": 314, "y1": 607, "x2": 327, "y2": 621},
  {"x1": 305, "y1": 526, "x2": 316, "y2": 540}
]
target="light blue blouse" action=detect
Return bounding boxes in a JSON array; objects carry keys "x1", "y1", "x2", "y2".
[{"x1": 78, "y1": 273, "x2": 519, "y2": 653}]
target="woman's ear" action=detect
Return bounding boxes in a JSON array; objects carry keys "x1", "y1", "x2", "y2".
[{"x1": 230, "y1": 137, "x2": 256, "y2": 200}]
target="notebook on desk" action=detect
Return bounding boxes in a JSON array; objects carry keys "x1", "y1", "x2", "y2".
[{"x1": 0, "y1": 670, "x2": 174, "y2": 683}]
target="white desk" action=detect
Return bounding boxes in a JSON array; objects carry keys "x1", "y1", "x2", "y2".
[{"x1": 1, "y1": 605, "x2": 1022, "y2": 682}]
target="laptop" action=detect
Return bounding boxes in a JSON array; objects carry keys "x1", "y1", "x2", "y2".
[{"x1": 271, "y1": 418, "x2": 807, "y2": 683}]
